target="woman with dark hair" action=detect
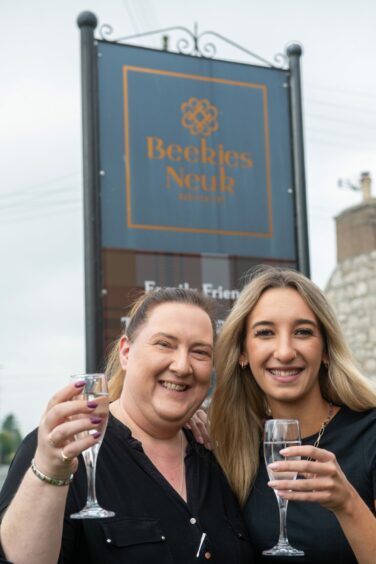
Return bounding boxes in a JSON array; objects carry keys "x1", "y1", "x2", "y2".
[{"x1": 0, "y1": 288, "x2": 254, "y2": 564}]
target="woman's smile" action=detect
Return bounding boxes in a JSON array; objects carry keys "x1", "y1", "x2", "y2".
[
  {"x1": 266, "y1": 367, "x2": 304, "y2": 383},
  {"x1": 159, "y1": 380, "x2": 191, "y2": 392}
]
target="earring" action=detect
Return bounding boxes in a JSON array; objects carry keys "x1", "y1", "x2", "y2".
[
  {"x1": 323, "y1": 360, "x2": 329, "y2": 369},
  {"x1": 240, "y1": 360, "x2": 247, "y2": 370}
]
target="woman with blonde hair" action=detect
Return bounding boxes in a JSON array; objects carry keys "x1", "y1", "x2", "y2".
[{"x1": 209, "y1": 266, "x2": 376, "y2": 563}]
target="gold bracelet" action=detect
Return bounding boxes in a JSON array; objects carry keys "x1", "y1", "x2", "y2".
[{"x1": 30, "y1": 458, "x2": 73, "y2": 487}]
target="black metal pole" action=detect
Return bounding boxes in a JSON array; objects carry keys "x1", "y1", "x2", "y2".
[
  {"x1": 286, "y1": 43, "x2": 310, "y2": 278},
  {"x1": 77, "y1": 12, "x2": 104, "y2": 372}
]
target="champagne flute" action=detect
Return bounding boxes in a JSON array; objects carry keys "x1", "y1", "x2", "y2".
[
  {"x1": 70, "y1": 373, "x2": 115, "y2": 519},
  {"x1": 263, "y1": 419, "x2": 304, "y2": 557}
]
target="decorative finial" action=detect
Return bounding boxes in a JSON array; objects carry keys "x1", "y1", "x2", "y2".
[
  {"x1": 77, "y1": 11, "x2": 98, "y2": 29},
  {"x1": 162, "y1": 35, "x2": 169, "y2": 51},
  {"x1": 286, "y1": 43, "x2": 303, "y2": 57}
]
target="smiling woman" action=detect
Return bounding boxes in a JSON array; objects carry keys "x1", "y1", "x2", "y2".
[
  {"x1": 110, "y1": 300, "x2": 214, "y2": 436},
  {"x1": 240, "y1": 287, "x2": 328, "y2": 410},
  {"x1": 0, "y1": 288, "x2": 255, "y2": 564},
  {"x1": 210, "y1": 266, "x2": 376, "y2": 564}
]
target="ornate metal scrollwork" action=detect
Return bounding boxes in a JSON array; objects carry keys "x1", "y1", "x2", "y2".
[
  {"x1": 99, "y1": 23, "x2": 114, "y2": 40},
  {"x1": 274, "y1": 52, "x2": 288, "y2": 68},
  {"x1": 97, "y1": 22, "x2": 286, "y2": 69},
  {"x1": 98, "y1": 24, "x2": 198, "y2": 53}
]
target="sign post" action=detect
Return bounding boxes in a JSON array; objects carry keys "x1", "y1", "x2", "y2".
[
  {"x1": 286, "y1": 43, "x2": 310, "y2": 278},
  {"x1": 77, "y1": 12, "x2": 104, "y2": 371}
]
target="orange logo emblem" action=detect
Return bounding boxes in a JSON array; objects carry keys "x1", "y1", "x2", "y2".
[{"x1": 181, "y1": 97, "x2": 219, "y2": 137}]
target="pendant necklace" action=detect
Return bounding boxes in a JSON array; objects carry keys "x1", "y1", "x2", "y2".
[{"x1": 307, "y1": 401, "x2": 333, "y2": 461}]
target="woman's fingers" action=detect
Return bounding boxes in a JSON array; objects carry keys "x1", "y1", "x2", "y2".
[
  {"x1": 186, "y1": 409, "x2": 211, "y2": 449},
  {"x1": 34, "y1": 430, "x2": 101, "y2": 480},
  {"x1": 44, "y1": 381, "x2": 86, "y2": 412},
  {"x1": 273, "y1": 488, "x2": 333, "y2": 504},
  {"x1": 268, "y1": 458, "x2": 336, "y2": 477},
  {"x1": 268, "y1": 473, "x2": 344, "y2": 510},
  {"x1": 46, "y1": 416, "x2": 103, "y2": 449},
  {"x1": 271, "y1": 476, "x2": 339, "y2": 509},
  {"x1": 269, "y1": 475, "x2": 334, "y2": 491},
  {"x1": 57, "y1": 433, "x2": 101, "y2": 461},
  {"x1": 34, "y1": 381, "x2": 106, "y2": 479},
  {"x1": 267, "y1": 446, "x2": 353, "y2": 512},
  {"x1": 280, "y1": 445, "x2": 334, "y2": 462},
  {"x1": 194, "y1": 409, "x2": 212, "y2": 449},
  {"x1": 43, "y1": 398, "x2": 101, "y2": 432},
  {"x1": 267, "y1": 447, "x2": 338, "y2": 483}
]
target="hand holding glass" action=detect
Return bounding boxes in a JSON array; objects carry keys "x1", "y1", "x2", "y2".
[
  {"x1": 70, "y1": 373, "x2": 115, "y2": 519},
  {"x1": 263, "y1": 419, "x2": 304, "y2": 557}
]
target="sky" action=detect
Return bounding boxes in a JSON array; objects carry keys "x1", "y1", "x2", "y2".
[{"x1": 1, "y1": 0, "x2": 376, "y2": 436}]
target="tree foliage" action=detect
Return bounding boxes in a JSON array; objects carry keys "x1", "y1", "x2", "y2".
[{"x1": 0, "y1": 414, "x2": 22, "y2": 464}]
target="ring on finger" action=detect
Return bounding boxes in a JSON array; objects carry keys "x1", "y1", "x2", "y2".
[
  {"x1": 61, "y1": 449, "x2": 73, "y2": 463},
  {"x1": 48, "y1": 432, "x2": 57, "y2": 448}
]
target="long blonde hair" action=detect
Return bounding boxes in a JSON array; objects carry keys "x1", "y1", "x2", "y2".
[
  {"x1": 106, "y1": 287, "x2": 217, "y2": 401},
  {"x1": 210, "y1": 266, "x2": 376, "y2": 505}
]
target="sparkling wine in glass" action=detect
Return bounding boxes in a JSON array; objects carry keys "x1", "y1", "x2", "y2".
[
  {"x1": 263, "y1": 419, "x2": 304, "y2": 557},
  {"x1": 70, "y1": 373, "x2": 115, "y2": 519}
]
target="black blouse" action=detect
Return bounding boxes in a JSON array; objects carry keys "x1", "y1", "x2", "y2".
[{"x1": 0, "y1": 414, "x2": 255, "y2": 563}]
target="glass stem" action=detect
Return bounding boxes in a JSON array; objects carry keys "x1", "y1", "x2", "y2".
[
  {"x1": 277, "y1": 495, "x2": 289, "y2": 545},
  {"x1": 85, "y1": 451, "x2": 99, "y2": 507}
]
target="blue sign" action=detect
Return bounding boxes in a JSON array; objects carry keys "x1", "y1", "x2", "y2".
[{"x1": 98, "y1": 42, "x2": 296, "y2": 259}]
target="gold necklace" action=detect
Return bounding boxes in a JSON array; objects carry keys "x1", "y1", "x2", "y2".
[{"x1": 307, "y1": 401, "x2": 333, "y2": 460}]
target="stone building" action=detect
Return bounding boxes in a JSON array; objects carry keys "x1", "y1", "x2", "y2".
[{"x1": 325, "y1": 173, "x2": 376, "y2": 383}]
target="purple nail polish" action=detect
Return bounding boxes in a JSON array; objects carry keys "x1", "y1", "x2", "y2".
[
  {"x1": 87, "y1": 401, "x2": 98, "y2": 408},
  {"x1": 74, "y1": 381, "x2": 86, "y2": 388},
  {"x1": 90, "y1": 416, "x2": 102, "y2": 424},
  {"x1": 93, "y1": 432, "x2": 101, "y2": 439}
]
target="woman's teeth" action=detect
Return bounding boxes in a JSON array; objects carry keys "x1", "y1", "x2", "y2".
[
  {"x1": 161, "y1": 381, "x2": 188, "y2": 391},
  {"x1": 268, "y1": 369, "x2": 301, "y2": 376}
]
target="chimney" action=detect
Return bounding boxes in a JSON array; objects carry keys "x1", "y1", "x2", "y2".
[
  {"x1": 360, "y1": 171, "x2": 372, "y2": 201},
  {"x1": 335, "y1": 172, "x2": 376, "y2": 262}
]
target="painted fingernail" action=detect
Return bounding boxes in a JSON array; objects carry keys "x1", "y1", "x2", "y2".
[
  {"x1": 93, "y1": 432, "x2": 101, "y2": 439},
  {"x1": 87, "y1": 401, "x2": 98, "y2": 408},
  {"x1": 90, "y1": 416, "x2": 102, "y2": 424},
  {"x1": 268, "y1": 462, "x2": 279, "y2": 469},
  {"x1": 74, "y1": 381, "x2": 86, "y2": 388}
]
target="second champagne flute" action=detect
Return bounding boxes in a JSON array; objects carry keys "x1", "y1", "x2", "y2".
[
  {"x1": 70, "y1": 373, "x2": 115, "y2": 519},
  {"x1": 263, "y1": 419, "x2": 304, "y2": 557}
]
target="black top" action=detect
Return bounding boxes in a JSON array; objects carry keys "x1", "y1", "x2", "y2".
[
  {"x1": 0, "y1": 414, "x2": 255, "y2": 564},
  {"x1": 244, "y1": 406, "x2": 376, "y2": 563}
]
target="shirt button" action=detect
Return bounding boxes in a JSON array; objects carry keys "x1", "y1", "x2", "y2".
[
  {"x1": 204, "y1": 551, "x2": 212, "y2": 559},
  {"x1": 106, "y1": 538, "x2": 112, "y2": 543},
  {"x1": 190, "y1": 517, "x2": 197, "y2": 524},
  {"x1": 161, "y1": 536, "x2": 166, "y2": 540}
]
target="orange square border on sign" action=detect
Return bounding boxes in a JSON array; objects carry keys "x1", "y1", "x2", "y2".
[{"x1": 123, "y1": 65, "x2": 273, "y2": 238}]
